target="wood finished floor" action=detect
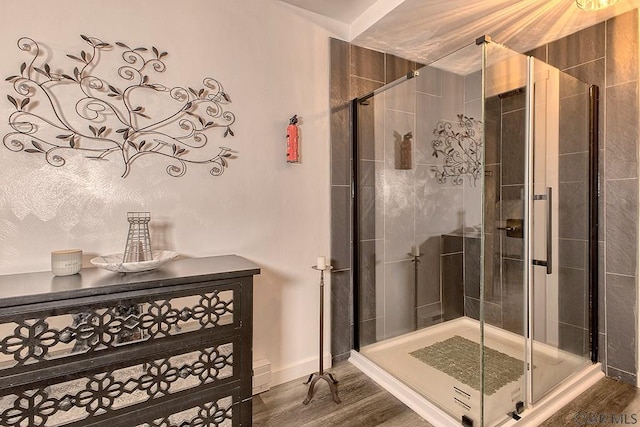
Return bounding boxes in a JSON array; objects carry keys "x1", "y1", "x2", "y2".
[
  {"x1": 253, "y1": 361, "x2": 640, "y2": 427},
  {"x1": 252, "y1": 362, "x2": 434, "y2": 426},
  {"x1": 541, "y1": 376, "x2": 640, "y2": 426}
]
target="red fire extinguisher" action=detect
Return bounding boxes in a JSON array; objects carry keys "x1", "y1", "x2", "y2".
[{"x1": 286, "y1": 115, "x2": 299, "y2": 163}]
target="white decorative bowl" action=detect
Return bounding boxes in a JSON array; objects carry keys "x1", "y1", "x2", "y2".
[
  {"x1": 51, "y1": 249, "x2": 83, "y2": 276},
  {"x1": 90, "y1": 250, "x2": 178, "y2": 273}
]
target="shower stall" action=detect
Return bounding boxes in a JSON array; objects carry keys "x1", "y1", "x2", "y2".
[{"x1": 350, "y1": 38, "x2": 599, "y2": 426}]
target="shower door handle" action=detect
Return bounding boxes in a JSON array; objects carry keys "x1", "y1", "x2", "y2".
[{"x1": 532, "y1": 187, "x2": 552, "y2": 275}]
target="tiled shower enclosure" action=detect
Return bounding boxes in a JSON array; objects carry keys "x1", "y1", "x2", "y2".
[{"x1": 330, "y1": 9, "x2": 639, "y2": 384}]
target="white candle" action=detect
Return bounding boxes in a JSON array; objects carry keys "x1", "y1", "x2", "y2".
[
  {"x1": 412, "y1": 246, "x2": 420, "y2": 257},
  {"x1": 317, "y1": 256, "x2": 327, "y2": 270}
]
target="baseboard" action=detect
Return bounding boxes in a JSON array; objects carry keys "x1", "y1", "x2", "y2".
[
  {"x1": 253, "y1": 358, "x2": 271, "y2": 395},
  {"x1": 270, "y1": 353, "x2": 333, "y2": 386}
]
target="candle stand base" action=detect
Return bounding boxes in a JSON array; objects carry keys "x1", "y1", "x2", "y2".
[
  {"x1": 303, "y1": 371, "x2": 341, "y2": 404},
  {"x1": 303, "y1": 265, "x2": 341, "y2": 405}
]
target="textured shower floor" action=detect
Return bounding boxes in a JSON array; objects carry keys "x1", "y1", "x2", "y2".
[{"x1": 359, "y1": 317, "x2": 586, "y2": 426}]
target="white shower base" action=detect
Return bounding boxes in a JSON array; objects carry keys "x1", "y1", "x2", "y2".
[{"x1": 350, "y1": 317, "x2": 603, "y2": 427}]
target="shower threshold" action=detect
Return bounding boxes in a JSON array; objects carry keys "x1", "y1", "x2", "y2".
[{"x1": 350, "y1": 317, "x2": 603, "y2": 427}]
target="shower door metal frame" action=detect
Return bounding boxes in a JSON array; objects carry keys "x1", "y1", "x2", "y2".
[
  {"x1": 352, "y1": 96, "x2": 361, "y2": 352},
  {"x1": 524, "y1": 54, "x2": 534, "y2": 406},
  {"x1": 588, "y1": 84, "x2": 600, "y2": 364}
]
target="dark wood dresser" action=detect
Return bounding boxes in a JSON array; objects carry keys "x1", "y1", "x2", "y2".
[{"x1": 0, "y1": 255, "x2": 260, "y2": 426}]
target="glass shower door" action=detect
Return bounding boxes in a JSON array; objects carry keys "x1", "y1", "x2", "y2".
[
  {"x1": 354, "y1": 42, "x2": 487, "y2": 425},
  {"x1": 480, "y1": 41, "x2": 595, "y2": 424},
  {"x1": 528, "y1": 57, "x2": 593, "y2": 402},
  {"x1": 481, "y1": 41, "x2": 529, "y2": 427}
]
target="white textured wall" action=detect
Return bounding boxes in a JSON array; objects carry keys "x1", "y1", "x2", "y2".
[{"x1": 0, "y1": 0, "x2": 333, "y2": 384}]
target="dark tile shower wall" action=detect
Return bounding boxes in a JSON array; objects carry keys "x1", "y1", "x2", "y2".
[
  {"x1": 557, "y1": 73, "x2": 590, "y2": 357},
  {"x1": 462, "y1": 91, "x2": 527, "y2": 336},
  {"x1": 442, "y1": 236, "x2": 464, "y2": 322},
  {"x1": 329, "y1": 39, "x2": 420, "y2": 362},
  {"x1": 329, "y1": 38, "x2": 352, "y2": 363},
  {"x1": 499, "y1": 93, "x2": 527, "y2": 337},
  {"x1": 528, "y1": 9, "x2": 639, "y2": 384},
  {"x1": 416, "y1": 69, "x2": 468, "y2": 328}
]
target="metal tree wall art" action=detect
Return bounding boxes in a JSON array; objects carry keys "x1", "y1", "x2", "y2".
[
  {"x1": 431, "y1": 114, "x2": 482, "y2": 186},
  {"x1": 4, "y1": 35, "x2": 237, "y2": 178}
]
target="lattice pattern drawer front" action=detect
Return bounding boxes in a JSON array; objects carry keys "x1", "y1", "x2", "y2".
[
  {"x1": 141, "y1": 396, "x2": 234, "y2": 427},
  {"x1": 0, "y1": 281, "x2": 242, "y2": 371},
  {"x1": 0, "y1": 339, "x2": 237, "y2": 426}
]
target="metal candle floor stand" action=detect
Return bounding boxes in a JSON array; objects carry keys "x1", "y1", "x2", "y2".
[{"x1": 303, "y1": 265, "x2": 341, "y2": 405}]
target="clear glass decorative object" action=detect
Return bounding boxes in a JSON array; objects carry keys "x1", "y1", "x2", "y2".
[{"x1": 123, "y1": 212, "x2": 152, "y2": 263}]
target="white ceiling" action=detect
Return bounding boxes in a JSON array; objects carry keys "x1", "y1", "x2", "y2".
[
  {"x1": 277, "y1": 0, "x2": 380, "y2": 24},
  {"x1": 279, "y1": 0, "x2": 639, "y2": 66}
]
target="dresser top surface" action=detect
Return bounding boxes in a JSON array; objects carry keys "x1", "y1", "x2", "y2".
[{"x1": 0, "y1": 255, "x2": 260, "y2": 308}]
